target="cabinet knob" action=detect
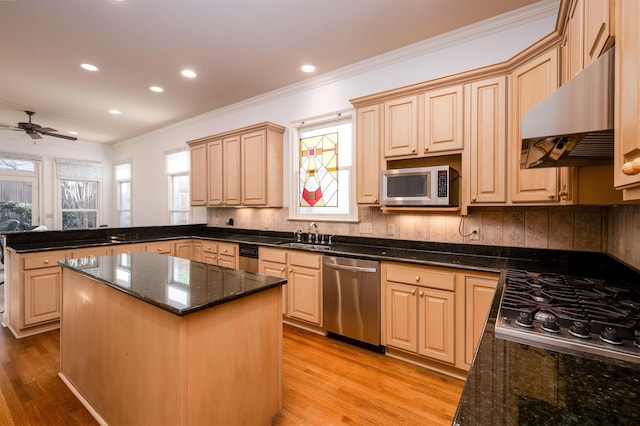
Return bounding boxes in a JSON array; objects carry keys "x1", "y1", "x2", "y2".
[
  {"x1": 419, "y1": 291, "x2": 425, "y2": 297},
  {"x1": 206, "y1": 246, "x2": 211, "y2": 250},
  {"x1": 547, "y1": 193, "x2": 555, "y2": 199},
  {"x1": 288, "y1": 268, "x2": 292, "y2": 273},
  {"x1": 222, "y1": 248, "x2": 227, "y2": 253},
  {"x1": 411, "y1": 289, "x2": 416, "y2": 295},
  {"x1": 44, "y1": 260, "x2": 49, "y2": 264},
  {"x1": 471, "y1": 196, "x2": 477, "y2": 202},
  {"x1": 157, "y1": 247, "x2": 162, "y2": 251},
  {"x1": 559, "y1": 190, "x2": 568, "y2": 198},
  {"x1": 411, "y1": 148, "x2": 416, "y2": 153},
  {"x1": 415, "y1": 276, "x2": 420, "y2": 282},
  {"x1": 424, "y1": 147, "x2": 429, "y2": 153},
  {"x1": 622, "y1": 158, "x2": 640, "y2": 175},
  {"x1": 280, "y1": 267, "x2": 285, "y2": 272}
]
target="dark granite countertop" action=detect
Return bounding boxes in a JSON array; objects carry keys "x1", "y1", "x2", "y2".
[
  {"x1": 453, "y1": 275, "x2": 640, "y2": 425},
  {"x1": 59, "y1": 252, "x2": 286, "y2": 316}
]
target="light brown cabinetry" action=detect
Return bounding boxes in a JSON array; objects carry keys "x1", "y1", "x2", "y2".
[
  {"x1": 384, "y1": 95, "x2": 418, "y2": 158},
  {"x1": 382, "y1": 261, "x2": 497, "y2": 374},
  {"x1": 467, "y1": 76, "x2": 507, "y2": 204},
  {"x1": 383, "y1": 262, "x2": 456, "y2": 364},
  {"x1": 201, "y1": 241, "x2": 238, "y2": 269},
  {"x1": 355, "y1": 104, "x2": 381, "y2": 204},
  {"x1": 190, "y1": 143, "x2": 207, "y2": 206},
  {"x1": 259, "y1": 247, "x2": 322, "y2": 326},
  {"x1": 187, "y1": 122, "x2": 285, "y2": 207},
  {"x1": 109, "y1": 243, "x2": 145, "y2": 255},
  {"x1": 562, "y1": 0, "x2": 585, "y2": 83},
  {"x1": 173, "y1": 239, "x2": 193, "y2": 259},
  {"x1": 584, "y1": 0, "x2": 614, "y2": 65},
  {"x1": 509, "y1": 47, "x2": 563, "y2": 203},
  {"x1": 145, "y1": 241, "x2": 173, "y2": 255},
  {"x1": 421, "y1": 84, "x2": 464, "y2": 154},
  {"x1": 614, "y1": 0, "x2": 640, "y2": 199},
  {"x1": 7, "y1": 249, "x2": 67, "y2": 337}
]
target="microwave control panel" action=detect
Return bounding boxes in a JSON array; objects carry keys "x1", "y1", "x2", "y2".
[{"x1": 437, "y1": 170, "x2": 448, "y2": 198}]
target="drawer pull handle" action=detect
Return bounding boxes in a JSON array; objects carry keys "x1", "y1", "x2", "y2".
[
  {"x1": 44, "y1": 260, "x2": 49, "y2": 264},
  {"x1": 411, "y1": 289, "x2": 416, "y2": 295},
  {"x1": 419, "y1": 291, "x2": 425, "y2": 297},
  {"x1": 415, "y1": 276, "x2": 420, "y2": 282}
]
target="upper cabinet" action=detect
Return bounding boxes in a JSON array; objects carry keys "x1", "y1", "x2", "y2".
[
  {"x1": 584, "y1": 0, "x2": 614, "y2": 66},
  {"x1": 562, "y1": 0, "x2": 585, "y2": 83},
  {"x1": 467, "y1": 76, "x2": 507, "y2": 204},
  {"x1": 383, "y1": 95, "x2": 418, "y2": 158},
  {"x1": 509, "y1": 47, "x2": 562, "y2": 203},
  {"x1": 614, "y1": 0, "x2": 640, "y2": 199},
  {"x1": 187, "y1": 122, "x2": 285, "y2": 207},
  {"x1": 421, "y1": 84, "x2": 464, "y2": 154},
  {"x1": 355, "y1": 104, "x2": 382, "y2": 204}
]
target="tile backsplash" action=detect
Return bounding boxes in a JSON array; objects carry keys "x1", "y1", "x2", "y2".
[
  {"x1": 607, "y1": 204, "x2": 640, "y2": 270},
  {"x1": 208, "y1": 205, "x2": 608, "y2": 253}
]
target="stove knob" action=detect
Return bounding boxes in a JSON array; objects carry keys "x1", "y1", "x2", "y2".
[
  {"x1": 515, "y1": 311, "x2": 533, "y2": 328},
  {"x1": 542, "y1": 317, "x2": 560, "y2": 333},
  {"x1": 568, "y1": 321, "x2": 591, "y2": 338},
  {"x1": 600, "y1": 326, "x2": 623, "y2": 345}
]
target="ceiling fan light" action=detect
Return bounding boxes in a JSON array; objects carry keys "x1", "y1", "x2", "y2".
[{"x1": 81, "y1": 63, "x2": 99, "y2": 72}]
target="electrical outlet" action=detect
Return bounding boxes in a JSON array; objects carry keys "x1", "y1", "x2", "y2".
[
  {"x1": 359, "y1": 222, "x2": 373, "y2": 234},
  {"x1": 387, "y1": 223, "x2": 395, "y2": 235},
  {"x1": 470, "y1": 227, "x2": 480, "y2": 240}
]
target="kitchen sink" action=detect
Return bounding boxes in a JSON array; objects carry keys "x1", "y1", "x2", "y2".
[{"x1": 276, "y1": 242, "x2": 332, "y2": 251}]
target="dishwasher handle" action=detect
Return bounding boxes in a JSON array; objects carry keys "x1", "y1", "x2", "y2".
[{"x1": 324, "y1": 262, "x2": 377, "y2": 274}]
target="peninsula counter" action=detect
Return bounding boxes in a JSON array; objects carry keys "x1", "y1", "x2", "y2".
[{"x1": 59, "y1": 252, "x2": 286, "y2": 426}]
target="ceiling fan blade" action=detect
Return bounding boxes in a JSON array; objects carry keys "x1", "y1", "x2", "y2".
[
  {"x1": 41, "y1": 131, "x2": 77, "y2": 141},
  {"x1": 28, "y1": 132, "x2": 42, "y2": 140},
  {"x1": 38, "y1": 127, "x2": 57, "y2": 132}
]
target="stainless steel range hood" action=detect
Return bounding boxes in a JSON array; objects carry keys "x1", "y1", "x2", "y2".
[{"x1": 521, "y1": 47, "x2": 614, "y2": 169}]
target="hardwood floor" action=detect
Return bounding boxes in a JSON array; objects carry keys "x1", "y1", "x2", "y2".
[{"x1": 0, "y1": 324, "x2": 464, "y2": 425}]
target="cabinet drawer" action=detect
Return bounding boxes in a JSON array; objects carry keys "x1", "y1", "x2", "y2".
[
  {"x1": 260, "y1": 247, "x2": 287, "y2": 263},
  {"x1": 68, "y1": 247, "x2": 109, "y2": 259},
  {"x1": 145, "y1": 241, "x2": 173, "y2": 254},
  {"x1": 217, "y1": 242, "x2": 236, "y2": 257},
  {"x1": 384, "y1": 263, "x2": 456, "y2": 291},
  {"x1": 202, "y1": 242, "x2": 218, "y2": 253},
  {"x1": 289, "y1": 251, "x2": 321, "y2": 269},
  {"x1": 23, "y1": 252, "x2": 67, "y2": 270}
]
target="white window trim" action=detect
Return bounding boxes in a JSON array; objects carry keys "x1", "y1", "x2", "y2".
[
  {"x1": 55, "y1": 159, "x2": 102, "y2": 229},
  {"x1": 165, "y1": 150, "x2": 190, "y2": 225},
  {"x1": 115, "y1": 162, "x2": 132, "y2": 227},
  {"x1": 288, "y1": 110, "x2": 358, "y2": 223}
]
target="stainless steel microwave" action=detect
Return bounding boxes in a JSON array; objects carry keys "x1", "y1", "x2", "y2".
[{"x1": 380, "y1": 166, "x2": 459, "y2": 206}]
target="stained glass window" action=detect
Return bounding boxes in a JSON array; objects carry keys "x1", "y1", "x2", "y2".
[
  {"x1": 290, "y1": 113, "x2": 356, "y2": 221},
  {"x1": 299, "y1": 132, "x2": 338, "y2": 207}
]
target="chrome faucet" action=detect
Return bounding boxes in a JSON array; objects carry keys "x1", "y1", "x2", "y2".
[{"x1": 308, "y1": 222, "x2": 319, "y2": 244}]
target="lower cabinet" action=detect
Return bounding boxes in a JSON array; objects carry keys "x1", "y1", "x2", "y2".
[
  {"x1": 259, "y1": 247, "x2": 323, "y2": 326},
  {"x1": 382, "y1": 261, "x2": 497, "y2": 373},
  {"x1": 23, "y1": 266, "x2": 62, "y2": 327},
  {"x1": 201, "y1": 241, "x2": 238, "y2": 268}
]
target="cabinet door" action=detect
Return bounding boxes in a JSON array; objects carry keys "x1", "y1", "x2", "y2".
[
  {"x1": 145, "y1": 241, "x2": 173, "y2": 255},
  {"x1": 207, "y1": 139, "x2": 223, "y2": 205},
  {"x1": 223, "y1": 135, "x2": 241, "y2": 205},
  {"x1": 584, "y1": 0, "x2": 613, "y2": 66},
  {"x1": 510, "y1": 48, "x2": 561, "y2": 203},
  {"x1": 385, "y1": 283, "x2": 417, "y2": 352},
  {"x1": 562, "y1": 0, "x2": 585, "y2": 83},
  {"x1": 422, "y1": 85, "x2": 464, "y2": 153},
  {"x1": 191, "y1": 241, "x2": 204, "y2": 262},
  {"x1": 356, "y1": 104, "x2": 381, "y2": 204},
  {"x1": 417, "y1": 288, "x2": 455, "y2": 364},
  {"x1": 173, "y1": 241, "x2": 192, "y2": 259},
  {"x1": 23, "y1": 267, "x2": 61, "y2": 326},
  {"x1": 260, "y1": 259, "x2": 288, "y2": 316},
  {"x1": 469, "y1": 76, "x2": 507, "y2": 204},
  {"x1": 288, "y1": 265, "x2": 322, "y2": 325},
  {"x1": 190, "y1": 143, "x2": 207, "y2": 206},
  {"x1": 464, "y1": 275, "x2": 497, "y2": 366},
  {"x1": 614, "y1": 0, "x2": 640, "y2": 197},
  {"x1": 241, "y1": 129, "x2": 268, "y2": 205},
  {"x1": 217, "y1": 254, "x2": 237, "y2": 269},
  {"x1": 384, "y1": 95, "x2": 418, "y2": 158},
  {"x1": 109, "y1": 243, "x2": 145, "y2": 255}
]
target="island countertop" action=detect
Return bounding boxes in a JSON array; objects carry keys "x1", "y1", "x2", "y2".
[{"x1": 59, "y1": 251, "x2": 286, "y2": 316}]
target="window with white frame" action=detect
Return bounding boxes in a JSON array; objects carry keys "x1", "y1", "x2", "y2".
[
  {"x1": 115, "y1": 162, "x2": 131, "y2": 227},
  {"x1": 0, "y1": 154, "x2": 41, "y2": 230},
  {"x1": 166, "y1": 150, "x2": 190, "y2": 225},
  {"x1": 289, "y1": 112, "x2": 356, "y2": 222},
  {"x1": 56, "y1": 159, "x2": 102, "y2": 229}
]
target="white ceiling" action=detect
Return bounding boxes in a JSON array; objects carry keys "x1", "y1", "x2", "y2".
[{"x1": 0, "y1": 0, "x2": 542, "y2": 144}]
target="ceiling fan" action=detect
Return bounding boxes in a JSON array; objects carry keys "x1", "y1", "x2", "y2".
[{"x1": 0, "y1": 110, "x2": 77, "y2": 141}]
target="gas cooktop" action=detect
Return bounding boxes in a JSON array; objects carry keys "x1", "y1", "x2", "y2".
[{"x1": 495, "y1": 269, "x2": 640, "y2": 364}]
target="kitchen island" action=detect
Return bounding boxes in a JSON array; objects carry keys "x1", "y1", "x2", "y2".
[{"x1": 58, "y1": 252, "x2": 286, "y2": 426}]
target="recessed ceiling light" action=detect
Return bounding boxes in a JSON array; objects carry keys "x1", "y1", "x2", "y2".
[
  {"x1": 149, "y1": 86, "x2": 164, "y2": 93},
  {"x1": 181, "y1": 69, "x2": 197, "y2": 78},
  {"x1": 109, "y1": 109, "x2": 122, "y2": 115},
  {"x1": 68, "y1": 131, "x2": 78, "y2": 135},
  {"x1": 81, "y1": 63, "x2": 99, "y2": 72},
  {"x1": 301, "y1": 64, "x2": 316, "y2": 73}
]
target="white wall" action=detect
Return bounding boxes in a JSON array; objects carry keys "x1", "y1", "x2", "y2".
[
  {"x1": 0, "y1": 132, "x2": 113, "y2": 230},
  {"x1": 112, "y1": 3, "x2": 558, "y2": 227}
]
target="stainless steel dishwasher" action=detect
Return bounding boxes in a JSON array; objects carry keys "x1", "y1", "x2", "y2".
[{"x1": 323, "y1": 256, "x2": 382, "y2": 352}]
